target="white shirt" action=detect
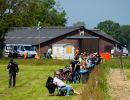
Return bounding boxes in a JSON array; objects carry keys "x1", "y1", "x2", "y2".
[
  {"x1": 53, "y1": 77, "x2": 66, "y2": 87},
  {"x1": 48, "y1": 48, "x2": 52, "y2": 53},
  {"x1": 111, "y1": 49, "x2": 114, "y2": 54}
]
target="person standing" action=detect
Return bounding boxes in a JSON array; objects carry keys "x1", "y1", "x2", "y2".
[
  {"x1": 47, "y1": 47, "x2": 52, "y2": 58},
  {"x1": 70, "y1": 56, "x2": 80, "y2": 83},
  {"x1": 7, "y1": 59, "x2": 19, "y2": 88}
]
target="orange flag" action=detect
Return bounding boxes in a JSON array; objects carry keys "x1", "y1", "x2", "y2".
[{"x1": 105, "y1": 52, "x2": 110, "y2": 61}]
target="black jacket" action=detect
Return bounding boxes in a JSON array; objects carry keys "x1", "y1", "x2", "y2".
[{"x1": 7, "y1": 62, "x2": 19, "y2": 73}]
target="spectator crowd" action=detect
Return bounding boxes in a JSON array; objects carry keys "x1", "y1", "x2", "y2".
[{"x1": 46, "y1": 50, "x2": 112, "y2": 96}]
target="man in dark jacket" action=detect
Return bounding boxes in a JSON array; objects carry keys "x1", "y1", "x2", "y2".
[
  {"x1": 70, "y1": 56, "x2": 80, "y2": 83},
  {"x1": 7, "y1": 59, "x2": 19, "y2": 88}
]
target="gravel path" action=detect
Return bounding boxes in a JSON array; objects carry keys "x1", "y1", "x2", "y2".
[{"x1": 108, "y1": 69, "x2": 130, "y2": 100}]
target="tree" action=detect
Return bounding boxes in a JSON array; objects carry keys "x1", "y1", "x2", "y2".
[
  {"x1": 0, "y1": 0, "x2": 67, "y2": 27},
  {"x1": 73, "y1": 21, "x2": 86, "y2": 27},
  {"x1": 0, "y1": 19, "x2": 9, "y2": 57},
  {"x1": 0, "y1": 0, "x2": 67, "y2": 57},
  {"x1": 0, "y1": 0, "x2": 10, "y2": 57},
  {"x1": 96, "y1": 20, "x2": 126, "y2": 44},
  {"x1": 120, "y1": 25, "x2": 130, "y2": 45},
  {"x1": 10, "y1": 0, "x2": 67, "y2": 27}
]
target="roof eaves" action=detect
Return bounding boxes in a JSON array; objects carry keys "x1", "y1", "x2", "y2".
[{"x1": 89, "y1": 29, "x2": 120, "y2": 44}]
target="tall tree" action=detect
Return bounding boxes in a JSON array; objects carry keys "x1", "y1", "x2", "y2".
[
  {"x1": 0, "y1": 0, "x2": 67, "y2": 57},
  {"x1": 0, "y1": 0, "x2": 10, "y2": 57},
  {"x1": 10, "y1": 0, "x2": 67, "y2": 27},
  {"x1": 120, "y1": 25, "x2": 130, "y2": 45},
  {"x1": 96, "y1": 20, "x2": 126, "y2": 44}
]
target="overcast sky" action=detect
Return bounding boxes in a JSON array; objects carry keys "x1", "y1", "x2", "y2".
[{"x1": 56, "y1": 0, "x2": 130, "y2": 28}]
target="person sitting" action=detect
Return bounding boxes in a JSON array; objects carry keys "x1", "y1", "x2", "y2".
[
  {"x1": 53, "y1": 71, "x2": 80, "y2": 96},
  {"x1": 86, "y1": 54, "x2": 95, "y2": 69},
  {"x1": 80, "y1": 57, "x2": 89, "y2": 83},
  {"x1": 80, "y1": 57, "x2": 88, "y2": 73}
]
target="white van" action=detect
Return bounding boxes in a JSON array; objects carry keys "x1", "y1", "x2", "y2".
[
  {"x1": 3, "y1": 44, "x2": 37, "y2": 58},
  {"x1": 3, "y1": 44, "x2": 14, "y2": 57},
  {"x1": 122, "y1": 47, "x2": 129, "y2": 56}
]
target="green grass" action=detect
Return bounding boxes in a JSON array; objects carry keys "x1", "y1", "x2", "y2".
[
  {"x1": 80, "y1": 64, "x2": 110, "y2": 100},
  {"x1": 1, "y1": 57, "x2": 130, "y2": 100},
  {"x1": 0, "y1": 58, "x2": 70, "y2": 66},
  {"x1": 101, "y1": 57, "x2": 130, "y2": 69},
  {"x1": 0, "y1": 59, "x2": 81, "y2": 100}
]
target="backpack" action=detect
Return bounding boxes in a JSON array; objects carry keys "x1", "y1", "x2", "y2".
[{"x1": 45, "y1": 76, "x2": 57, "y2": 94}]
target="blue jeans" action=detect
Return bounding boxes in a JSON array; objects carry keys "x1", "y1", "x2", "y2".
[
  {"x1": 73, "y1": 71, "x2": 76, "y2": 83},
  {"x1": 59, "y1": 85, "x2": 72, "y2": 96}
]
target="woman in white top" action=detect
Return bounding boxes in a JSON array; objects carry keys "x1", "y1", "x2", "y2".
[{"x1": 53, "y1": 72, "x2": 80, "y2": 96}]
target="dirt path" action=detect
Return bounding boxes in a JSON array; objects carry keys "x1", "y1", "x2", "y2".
[{"x1": 108, "y1": 69, "x2": 130, "y2": 100}]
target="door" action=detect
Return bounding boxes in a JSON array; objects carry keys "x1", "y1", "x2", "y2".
[{"x1": 81, "y1": 38, "x2": 99, "y2": 53}]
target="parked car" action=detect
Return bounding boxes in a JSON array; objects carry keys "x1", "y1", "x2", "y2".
[
  {"x1": 122, "y1": 47, "x2": 129, "y2": 56},
  {"x1": 3, "y1": 44, "x2": 37, "y2": 58}
]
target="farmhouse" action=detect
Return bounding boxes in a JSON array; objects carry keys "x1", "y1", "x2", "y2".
[{"x1": 5, "y1": 26, "x2": 120, "y2": 59}]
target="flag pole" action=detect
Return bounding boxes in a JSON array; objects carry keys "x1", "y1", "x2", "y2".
[{"x1": 37, "y1": 21, "x2": 41, "y2": 58}]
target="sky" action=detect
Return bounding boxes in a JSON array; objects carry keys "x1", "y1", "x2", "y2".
[{"x1": 56, "y1": 0, "x2": 130, "y2": 28}]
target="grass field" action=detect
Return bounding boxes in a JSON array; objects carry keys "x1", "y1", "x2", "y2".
[
  {"x1": 0, "y1": 58, "x2": 82, "y2": 100},
  {"x1": 1, "y1": 57, "x2": 130, "y2": 100}
]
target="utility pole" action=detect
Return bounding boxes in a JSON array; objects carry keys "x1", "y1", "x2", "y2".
[{"x1": 37, "y1": 21, "x2": 41, "y2": 56}]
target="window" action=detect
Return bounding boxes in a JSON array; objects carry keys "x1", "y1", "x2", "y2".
[{"x1": 6, "y1": 46, "x2": 13, "y2": 50}]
